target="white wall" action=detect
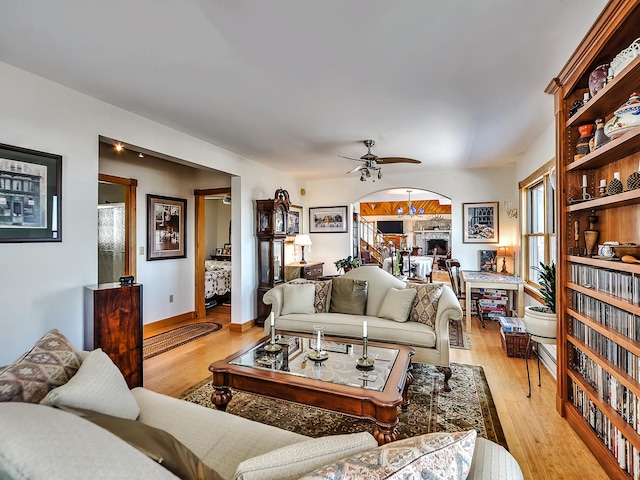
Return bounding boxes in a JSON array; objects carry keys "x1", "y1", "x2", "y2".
[
  {"x1": 0, "y1": 62, "x2": 304, "y2": 365},
  {"x1": 304, "y1": 166, "x2": 518, "y2": 276}
]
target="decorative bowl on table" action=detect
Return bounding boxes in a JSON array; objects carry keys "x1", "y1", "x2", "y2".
[{"x1": 604, "y1": 92, "x2": 640, "y2": 140}]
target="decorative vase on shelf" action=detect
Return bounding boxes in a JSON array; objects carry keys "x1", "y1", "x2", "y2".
[
  {"x1": 592, "y1": 118, "x2": 610, "y2": 150},
  {"x1": 608, "y1": 172, "x2": 623, "y2": 195},
  {"x1": 574, "y1": 124, "x2": 594, "y2": 161},
  {"x1": 588, "y1": 64, "x2": 610, "y2": 98},
  {"x1": 584, "y1": 213, "x2": 599, "y2": 257}
]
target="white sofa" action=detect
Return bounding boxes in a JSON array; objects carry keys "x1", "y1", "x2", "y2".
[
  {"x1": 263, "y1": 266, "x2": 463, "y2": 391},
  {"x1": 0, "y1": 330, "x2": 524, "y2": 479}
]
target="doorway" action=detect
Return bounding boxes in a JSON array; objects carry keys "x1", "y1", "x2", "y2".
[{"x1": 97, "y1": 174, "x2": 137, "y2": 283}]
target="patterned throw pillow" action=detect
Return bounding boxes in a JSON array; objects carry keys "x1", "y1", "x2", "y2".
[
  {"x1": 405, "y1": 282, "x2": 444, "y2": 328},
  {"x1": 299, "y1": 430, "x2": 477, "y2": 480},
  {"x1": 0, "y1": 329, "x2": 81, "y2": 403},
  {"x1": 294, "y1": 279, "x2": 332, "y2": 313}
]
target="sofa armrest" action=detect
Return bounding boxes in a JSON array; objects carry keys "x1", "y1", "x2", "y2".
[
  {"x1": 262, "y1": 284, "x2": 285, "y2": 334},
  {"x1": 432, "y1": 285, "x2": 463, "y2": 364}
]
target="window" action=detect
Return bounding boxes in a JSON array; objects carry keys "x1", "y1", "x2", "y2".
[{"x1": 520, "y1": 160, "x2": 555, "y2": 287}]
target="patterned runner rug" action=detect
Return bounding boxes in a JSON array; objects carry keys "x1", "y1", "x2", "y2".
[
  {"x1": 180, "y1": 362, "x2": 506, "y2": 449},
  {"x1": 143, "y1": 322, "x2": 221, "y2": 359},
  {"x1": 449, "y1": 319, "x2": 472, "y2": 350}
]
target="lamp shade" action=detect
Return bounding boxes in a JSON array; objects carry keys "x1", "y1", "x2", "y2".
[
  {"x1": 294, "y1": 234, "x2": 312, "y2": 247},
  {"x1": 498, "y1": 246, "x2": 512, "y2": 257}
]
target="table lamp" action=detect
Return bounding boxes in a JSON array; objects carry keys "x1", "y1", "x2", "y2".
[
  {"x1": 294, "y1": 234, "x2": 312, "y2": 264},
  {"x1": 498, "y1": 246, "x2": 511, "y2": 273}
]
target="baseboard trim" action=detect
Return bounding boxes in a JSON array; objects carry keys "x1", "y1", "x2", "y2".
[
  {"x1": 229, "y1": 319, "x2": 256, "y2": 333},
  {"x1": 143, "y1": 311, "x2": 196, "y2": 337}
]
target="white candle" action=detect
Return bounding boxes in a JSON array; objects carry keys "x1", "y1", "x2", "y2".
[
  {"x1": 600, "y1": 179, "x2": 606, "y2": 187},
  {"x1": 270, "y1": 312, "x2": 274, "y2": 327},
  {"x1": 363, "y1": 321, "x2": 368, "y2": 338},
  {"x1": 316, "y1": 329, "x2": 321, "y2": 350},
  {"x1": 614, "y1": 172, "x2": 621, "y2": 180},
  {"x1": 582, "y1": 174, "x2": 587, "y2": 187},
  {"x1": 638, "y1": 160, "x2": 640, "y2": 172}
]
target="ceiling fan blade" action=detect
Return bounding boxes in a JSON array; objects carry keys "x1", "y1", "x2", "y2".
[
  {"x1": 376, "y1": 157, "x2": 421, "y2": 165},
  {"x1": 338, "y1": 154, "x2": 364, "y2": 162},
  {"x1": 347, "y1": 164, "x2": 366, "y2": 174}
]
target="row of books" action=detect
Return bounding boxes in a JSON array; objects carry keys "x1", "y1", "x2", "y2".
[
  {"x1": 572, "y1": 346, "x2": 639, "y2": 431},
  {"x1": 572, "y1": 292, "x2": 640, "y2": 342},
  {"x1": 572, "y1": 318, "x2": 640, "y2": 382},
  {"x1": 571, "y1": 264, "x2": 638, "y2": 303},
  {"x1": 569, "y1": 379, "x2": 640, "y2": 478}
]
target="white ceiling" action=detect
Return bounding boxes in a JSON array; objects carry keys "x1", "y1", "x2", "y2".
[{"x1": 0, "y1": 0, "x2": 607, "y2": 180}]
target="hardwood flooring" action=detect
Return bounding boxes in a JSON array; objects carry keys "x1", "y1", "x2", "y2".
[{"x1": 143, "y1": 291, "x2": 608, "y2": 479}]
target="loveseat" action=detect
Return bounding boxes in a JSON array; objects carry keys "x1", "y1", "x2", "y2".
[
  {"x1": 263, "y1": 266, "x2": 463, "y2": 390},
  {"x1": 0, "y1": 329, "x2": 524, "y2": 479}
]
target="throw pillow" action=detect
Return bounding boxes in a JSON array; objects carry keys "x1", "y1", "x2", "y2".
[
  {"x1": 63, "y1": 406, "x2": 222, "y2": 480},
  {"x1": 298, "y1": 430, "x2": 477, "y2": 480},
  {"x1": 329, "y1": 278, "x2": 368, "y2": 315},
  {"x1": 41, "y1": 348, "x2": 140, "y2": 420},
  {"x1": 294, "y1": 279, "x2": 332, "y2": 313},
  {"x1": 0, "y1": 328, "x2": 81, "y2": 403},
  {"x1": 378, "y1": 287, "x2": 417, "y2": 323},
  {"x1": 281, "y1": 283, "x2": 316, "y2": 315},
  {"x1": 406, "y1": 282, "x2": 444, "y2": 328},
  {"x1": 233, "y1": 432, "x2": 377, "y2": 480}
]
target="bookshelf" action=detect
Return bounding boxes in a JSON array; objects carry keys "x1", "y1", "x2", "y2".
[{"x1": 548, "y1": 1, "x2": 640, "y2": 478}]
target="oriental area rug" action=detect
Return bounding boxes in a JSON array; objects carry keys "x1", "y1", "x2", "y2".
[
  {"x1": 143, "y1": 322, "x2": 221, "y2": 359},
  {"x1": 449, "y1": 319, "x2": 471, "y2": 350},
  {"x1": 180, "y1": 362, "x2": 507, "y2": 449}
]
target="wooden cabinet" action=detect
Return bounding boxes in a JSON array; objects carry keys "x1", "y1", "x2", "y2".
[
  {"x1": 550, "y1": 2, "x2": 640, "y2": 478},
  {"x1": 84, "y1": 283, "x2": 143, "y2": 388},
  {"x1": 285, "y1": 262, "x2": 324, "y2": 282}
]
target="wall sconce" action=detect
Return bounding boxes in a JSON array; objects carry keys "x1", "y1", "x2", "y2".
[{"x1": 505, "y1": 199, "x2": 518, "y2": 218}]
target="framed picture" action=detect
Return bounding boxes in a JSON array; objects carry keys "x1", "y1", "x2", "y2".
[
  {"x1": 463, "y1": 202, "x2": 499, "y2": 243},
  {"x1": 223, "y1": 243, "x2": 231, "y2": 255},
  {"x1": 480, "y1": 249, "x2": 498, "y2": 272},
  {"x1": 309, "y1": 206, "x2": 348, "y2": 233},
  {"x1": 286, "y1": 204, "x2": 302, "y2": 239},
  {"x1": 215, "y1": 248, "x2": 223, "y2": 256},
  {"x1": 0, "y1": 143, "x2": 62, "y2": 243},
  {"x1": 147, "y1": 194, "x2": 187, "y2": 260}
]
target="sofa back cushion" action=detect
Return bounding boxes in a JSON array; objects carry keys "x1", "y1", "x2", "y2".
[
  {"x1": 0, "y1": 329, "x2": 81, "y2": 403},
  {"x1": 341, "y1": 267, "x2": 407, "y2": 316},
  {"x1": 378, "y1": 287, "x2": 417, "y2": 323},
  {"x1": 405, "y1": 282, "x2": 444, "y2": 327},
  {"x1": 281, "y1": 283, "x2": 316, "y2": 315},
  {"x1": 329, "y1": 278, "x2": 367, "y2": 315}
]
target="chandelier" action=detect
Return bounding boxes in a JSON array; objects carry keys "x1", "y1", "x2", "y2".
[{"x1": 397, "y1": 190, "x2": 424, "y2": 217}]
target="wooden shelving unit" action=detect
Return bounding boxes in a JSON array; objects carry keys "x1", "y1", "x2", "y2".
[{"x1": 548, "y1": 1, "x2": 640, "y2": 478}]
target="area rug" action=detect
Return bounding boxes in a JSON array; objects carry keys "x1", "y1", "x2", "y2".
[
  {"x1": 449, "y1": 319, "x2": 472, "y2": 350},
  {"x1": 180, "y1": 362, "x2": 507, "y2": 449},
  {"x1": 143, "y1": 322, "x2": 222, "y2": 359}
]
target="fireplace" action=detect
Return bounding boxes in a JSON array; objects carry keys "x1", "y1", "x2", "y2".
[{"x1": 427, "y1": 239, "x2": 448, "y2": 255}]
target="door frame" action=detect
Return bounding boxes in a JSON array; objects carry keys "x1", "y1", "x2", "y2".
[
  {"x1": 98, "y1": 173, "x2": 137, "y2": 279},
  {"x1": 194, "y1": 187, "x2": 231, "y2": 318}
]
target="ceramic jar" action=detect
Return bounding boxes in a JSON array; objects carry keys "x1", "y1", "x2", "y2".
[
  {"x1": 604, "y1": 92, "x2": 640, "y2": 140},
  {"x1": 575, "y1": 124, "x2": 594, "y2": 160},
  {"x1": 592, "y1": 118, "x2": 610, "y2": 150},
  {"x1": 588, "y1": 64, "x2": 610, "y2": 98}
]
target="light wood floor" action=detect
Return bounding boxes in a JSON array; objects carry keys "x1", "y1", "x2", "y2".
[{"x1": 143, "y1": 290, "x2": 608, "y2": 479}]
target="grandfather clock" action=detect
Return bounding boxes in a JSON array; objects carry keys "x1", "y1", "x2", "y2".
[{"x1": 256, "y1": 188, "x2": 290, "y2": 326}]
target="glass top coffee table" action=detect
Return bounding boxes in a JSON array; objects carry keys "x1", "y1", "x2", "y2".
[{"x1": 209, "y1": 334, "x2": 415, "y2": 445}]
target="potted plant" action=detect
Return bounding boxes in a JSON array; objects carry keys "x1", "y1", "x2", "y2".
[
  {"x1": 523, "y1": 261, "x2": 557, "y2": 341},
  {"x1": 334, "y1": 256, "x2": 360, "y2": 273}
]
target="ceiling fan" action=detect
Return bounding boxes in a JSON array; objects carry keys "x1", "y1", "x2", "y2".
[{"x1": 340, "y1": 139, "x2": 421, "y2": 181}]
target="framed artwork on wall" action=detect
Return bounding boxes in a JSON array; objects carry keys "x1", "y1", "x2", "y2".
[
  {"x1": 287, "y1": 204, "x2": 302, "y2": 239},
  {"x1": 479, "y1": 249, "x2": 498, "y2": 272},
  {"x1": 147, "y1": 194, "x2": 187, "y2": 260},
  {"x1": 0, "y1": 142, "x2": 62, "y2": 243},
  {"x1": 463, "y1": 202, "x2": 499, "y2": 243},
  {"x1": 309, "y1": 206, "x2": 348, "y2": 233}
]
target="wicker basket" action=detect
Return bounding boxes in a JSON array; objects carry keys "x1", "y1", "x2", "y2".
[{"x1": 500, "y1": 329, "x2": 530, "y2": 358}]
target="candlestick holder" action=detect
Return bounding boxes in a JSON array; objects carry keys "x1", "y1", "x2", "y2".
[
  {"x1": 264, "y1": 324, "x2": 282, "y2": 352},
  {"x1": 308, "y1": 325, "x2": 328, "y2": 363},
  {"x1": 599, "y1": 185, "x2": 607, "y2": 197},
  {"x1": 356, "y1": 337, "x2": 375, "y2": 370},
  {"x1": 581, "y1": 186, "x2": 592, "y2": 200}
]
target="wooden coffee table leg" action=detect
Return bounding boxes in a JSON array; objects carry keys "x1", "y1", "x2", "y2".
[
  {"x1": 373, "y1": 419, "x2": 399, "y2": 445},
  {"x1": 401, "y1": 369, "x2": 414, "y2": 411},
  {"x1": 211, "y1": 385, "x2": 232, "y2": 411}
]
